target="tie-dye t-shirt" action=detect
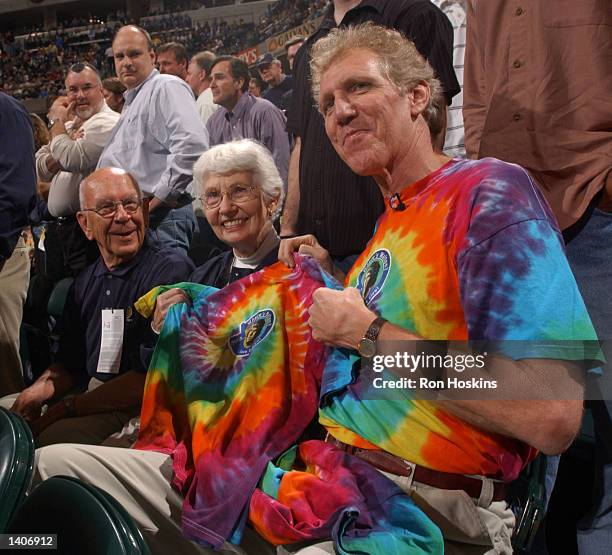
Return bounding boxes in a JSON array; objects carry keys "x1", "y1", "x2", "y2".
[
  {"x1": 320, "y1": 157, "x2": 600, "y2": 481},
  {"x1": 135, "y1": 257, "x2": 330, "y2": 546}
]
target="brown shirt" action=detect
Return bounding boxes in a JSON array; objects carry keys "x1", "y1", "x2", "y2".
[{"x1": 463, "y1": 0, "x2": 611, "y2": 229}]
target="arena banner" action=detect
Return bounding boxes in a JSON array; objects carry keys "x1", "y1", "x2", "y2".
[
  {"x1": 236, "y1": 45, "x2": 259, "y2": 65},
  {"x1": 264, "y1": 16, "x2": 323, "y2": 55}
]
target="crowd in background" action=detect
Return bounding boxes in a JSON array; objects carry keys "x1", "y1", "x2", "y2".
[{"x1": 0, "y1": 0, "x2": 327, "y2": 101}]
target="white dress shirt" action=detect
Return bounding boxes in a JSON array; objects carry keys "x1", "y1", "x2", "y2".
[{"x1": 36, "y1": 102, "x2": 120, "y2": 216}]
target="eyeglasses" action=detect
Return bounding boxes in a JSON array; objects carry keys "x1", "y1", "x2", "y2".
[
  {"x1": 80, "y1": 198, "x2": 141, "y2": 218},
  {"x1": 199, "y1": 184, "x2": 259, "y2": 209}
]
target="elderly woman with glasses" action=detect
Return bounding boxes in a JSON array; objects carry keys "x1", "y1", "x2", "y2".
[{"x1": 152, "y1": 139, "x2": 284, "y2": 332}]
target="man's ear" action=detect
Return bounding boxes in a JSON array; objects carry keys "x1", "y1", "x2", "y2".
[
  {"x1": 409, "y1": 82, "x2": 431, "y2": 118},
  {"x1": 76, "y1": 211, "x2": 94, "y2": 241}
]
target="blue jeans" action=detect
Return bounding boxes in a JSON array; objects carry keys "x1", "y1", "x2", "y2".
[
  {"x1": 564, "y1": 207, "x2": 612, "y2": 554},
  {"x1": 148, "y1": 203, "x2": 196, "y2": 253}
]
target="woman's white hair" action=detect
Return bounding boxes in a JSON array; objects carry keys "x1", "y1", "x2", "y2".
[{"x1": 193, "y1": 139, "x2": 285, "y2": 219}]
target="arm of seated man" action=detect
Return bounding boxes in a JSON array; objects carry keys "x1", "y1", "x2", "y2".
[
  {"x1": 11, "y1": 363, "x2": 79, "y2": 422},
  {"x1": 29, "y1": 370, "x2": 146, "y2": 437},
  {"x1": 72, "y1": 369, "x2": 146, "y2": 416},
  {"x1": 308, "y1": 287, "x2": 585, "y2": 456}
]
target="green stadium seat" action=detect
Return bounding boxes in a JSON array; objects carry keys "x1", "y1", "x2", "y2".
[
  {"x1": 0, "y1": 408, "x2": 35, "y2": 531},
  {"x1": 60, "y1": 476, "x2": 151, "y2": 555},
  {"x1": 8, "y1": 475, "x2": 150, "y2": 554},
  {"x1": 47, "y1": 277, "x2": 74, "y2": 320}
]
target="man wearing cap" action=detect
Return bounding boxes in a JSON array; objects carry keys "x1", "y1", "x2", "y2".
[{"x1": 257, "y1": 52, "x2": 294, "y2": 111}]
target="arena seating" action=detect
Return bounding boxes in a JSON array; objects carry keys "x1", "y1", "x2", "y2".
[{"x1": 0, "y1": 0, "x2": 327, "y2": 101}]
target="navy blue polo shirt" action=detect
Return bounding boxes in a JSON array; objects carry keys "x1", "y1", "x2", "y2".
[{"x1": 58, "y1": 235, "x2": 194, "y2": 383}]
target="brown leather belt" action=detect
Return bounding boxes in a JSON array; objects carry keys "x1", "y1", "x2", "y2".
[{"x1": 326, "y1": 436, "x2": 507, "y2": 502}]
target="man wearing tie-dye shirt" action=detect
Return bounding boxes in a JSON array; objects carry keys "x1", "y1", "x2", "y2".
[{"x1": 280, "y1": 23, "x2": 601, "y2": 554}]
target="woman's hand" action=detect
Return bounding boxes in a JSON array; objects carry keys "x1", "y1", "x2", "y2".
[
  {"x1": 152, "y1": 288, "x2": 190, "y2": 333},
  {"x1": 308, "y1": 287, "x2": 377, "y2": 349},
  {"x1": 279, "y1": 234, "x2": 335, "y2": 275}
]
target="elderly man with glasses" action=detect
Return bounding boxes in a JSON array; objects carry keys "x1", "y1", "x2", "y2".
[{"x1": 0, "y1": 167, "x2": 193, "y2": 447}]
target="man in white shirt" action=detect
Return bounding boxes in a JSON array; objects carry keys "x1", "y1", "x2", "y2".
[
  {"x1": 186, "y1": 50, "x2": 219, "y2": 125},
  {"x1": 98, "y1": 26, "x2": 209, "y2": 252},
  {"x1": 38, "y1": 62, "x2": 120, "y2": 218},
  {"x1": 36, "y1": 62, "x2": 120, "y2": 276},
  {"x1": 431, "y1": 0, "x2": 466, "y2": 158}
]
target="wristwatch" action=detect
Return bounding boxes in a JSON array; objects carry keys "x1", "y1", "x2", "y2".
[
  {"x1": 62, "y1": 395, "x2": 77, "y2": 417},
  {"x1": 357, "y1": 316, "x2": 387, "y2": 358}
]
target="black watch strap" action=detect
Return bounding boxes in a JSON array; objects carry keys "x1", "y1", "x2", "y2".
[
  {"x1": 358, "y1": 316, "x2": 387, "y2": 357},
  {"x1": 364, "y1": 317, "x2": 387, "y2": 342}
]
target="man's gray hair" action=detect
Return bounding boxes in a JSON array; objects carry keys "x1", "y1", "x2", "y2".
[
  {"x1": 193, "y1": 139, "x2": 284, "y2": 220},
  {"x1": 309, "y1": 23, "x2": 442, "y2": 123},
  {"x1": 191, "y1": 50, "x2": 216, "y2": 77},
  {"x1": 65, "y1": 61, "x2": 102, "y2": 85}
]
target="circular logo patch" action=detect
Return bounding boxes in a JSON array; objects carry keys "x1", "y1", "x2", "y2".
[
  {"x1": 356, "y1": 249, "x2": 391, "y2": 305},
  {"x1": 228, "y1": 309, "x2": 276, "y2": 357}
]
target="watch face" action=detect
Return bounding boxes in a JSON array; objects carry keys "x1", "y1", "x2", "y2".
[{"x1": 358, "y1": 338, "x2": 376, "y2": 358}]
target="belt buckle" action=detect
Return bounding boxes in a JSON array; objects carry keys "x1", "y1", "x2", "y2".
[{"x1": 400, "y1": 458, "x2": 417, "y2": 488}]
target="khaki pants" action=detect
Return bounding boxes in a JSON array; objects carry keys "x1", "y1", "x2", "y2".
[
  {"x1": 0, "y1": 236, "x2": 30, "y2": 396},
  {"x1": 35, "y1": 444, "x2": 277, "y2": 555},
  {"x1": 35, "y1": 442, "x2": 513, "y2": 555}
]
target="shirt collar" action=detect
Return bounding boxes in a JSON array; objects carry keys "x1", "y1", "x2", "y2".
[
  {"x1": 124, "y1": 69, "x2": 158, "y2": 104},
  {"x1": 93, "y1": 234, "x2": 153, "y2": 278},
  {"x1": 225, "y1": 92, "x2": 253, "y2": 121}
]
